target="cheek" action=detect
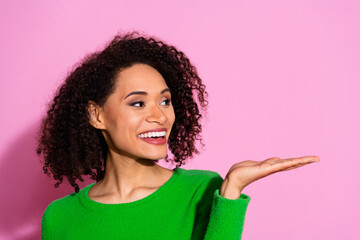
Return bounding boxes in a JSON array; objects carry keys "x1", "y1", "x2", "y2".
[
  {"x1": 116, "y1": 113, "x2": 142, "y2": 136},
  {"x1": 169, "y1": 110, "x2": 175, "y2": 125},
  {"x1": 105, "y1": 112, "x2": 141, "y2": 143},
  {"x1": 168, "y1": 105, "x2": 175, "y2": 122}
]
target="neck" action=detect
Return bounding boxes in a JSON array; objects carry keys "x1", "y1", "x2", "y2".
[{"x1": 98, "y1": 151, "x2": 164, "y2": 198}]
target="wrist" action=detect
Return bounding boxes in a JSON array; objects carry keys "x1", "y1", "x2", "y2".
[{"x1": 220, "y1": 177, "x2": 244, "y2": 200}]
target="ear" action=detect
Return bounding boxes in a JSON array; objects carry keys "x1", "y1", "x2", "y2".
[{"x1": 87, "y1": 100, "x2": 106, "y2": 130}]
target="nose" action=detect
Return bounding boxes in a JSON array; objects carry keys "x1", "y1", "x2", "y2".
[{"x1": 146, "y1": 104, "x2": 167, "y2": 124}]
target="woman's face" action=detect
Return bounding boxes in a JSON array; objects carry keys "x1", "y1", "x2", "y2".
[{"x1": 93, "y1": 63, "x2": 175, "y2": 161}]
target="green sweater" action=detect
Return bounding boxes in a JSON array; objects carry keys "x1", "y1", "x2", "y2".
[{"x1": 41, "y1": 168, "x2": 251, "y2": 240}]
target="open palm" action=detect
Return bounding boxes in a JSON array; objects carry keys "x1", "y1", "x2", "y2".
[{"x1": 225, "y1": 155, "x2": 320, "y2": 191}]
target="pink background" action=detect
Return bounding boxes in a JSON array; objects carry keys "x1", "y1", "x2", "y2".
[{"x1": 1, "y1": 0, "x2": 359, "y2": 239}]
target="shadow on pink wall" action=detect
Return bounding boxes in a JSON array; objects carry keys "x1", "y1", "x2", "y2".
[{"x1": 0, "y1": 121, "x2": 93, "y2": 240}]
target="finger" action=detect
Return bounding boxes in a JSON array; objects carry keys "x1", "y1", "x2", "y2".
[
  {"x1": 261, "y1": 157, "x2": 281, "y2": 165},
  {"x1": 280, "y1": 161, "x2": 318, "y2": 171},
  {"x1": 261, "y1": 156, "x2": 318, "y2": 172},
  {"x1": 229, "y1": 160, "x2": 258, "y2": 172},
  {"x1": 265, "y1": 157, "x2": 281, "y2": 161},
  {"x1": 274, "y1": 156, "x2": 319, "y2": 166},
  {"x1": 262, "y1": 157, "x2": 301, "y2": 165},
  {"x1": 298, "y1": 155, "x2": 320, "y2": 162}
]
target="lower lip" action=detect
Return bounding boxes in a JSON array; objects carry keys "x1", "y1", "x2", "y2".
[{"x1": 139, "y1": 136, "x2": 167, "y2": 145}]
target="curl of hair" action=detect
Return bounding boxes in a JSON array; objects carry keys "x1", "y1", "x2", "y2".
[{"x1": 36, "y1": 31, "x2": 208, "y2": 193}]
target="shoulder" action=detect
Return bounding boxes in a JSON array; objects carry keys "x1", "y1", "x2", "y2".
[
  {"x1": 42, "y1": 183, "x2": 91, "y2": 219},
  {"x1": 42, "y1": 194, "x2": 76, "y2": 222},
  {"x1": 178, "y1": 168, "x2": 223, "y2": 181},
  {"x1": 41, "y1": 192, "x2": 77, "y2": 235},
  {"x1": 41, "y1": 185, "x2": 91, "y2": 237},
  {"x1": 176, "y1": 168, "x2": 224, "y2": 193}
]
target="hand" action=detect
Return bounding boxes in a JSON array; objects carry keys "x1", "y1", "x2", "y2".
[{"x1": 220, "y1": 155, "x2": 320, "y2": 199}]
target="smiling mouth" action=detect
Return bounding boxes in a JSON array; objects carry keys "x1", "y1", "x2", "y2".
[
  {"x1": 138, "y1": 134, "x2": 167, "y2": 145},
  {"x1": 137, "y1": 131, "x2": 166, "y2": 139}
]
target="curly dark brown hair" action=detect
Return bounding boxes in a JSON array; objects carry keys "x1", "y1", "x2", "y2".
[{"x1": 36, "y1": 31, "x2": 208, "y2": 193}]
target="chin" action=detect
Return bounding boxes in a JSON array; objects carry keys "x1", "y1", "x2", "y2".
[{"x1": 142, "y1": 151, "x2": 168, "y2": 161}]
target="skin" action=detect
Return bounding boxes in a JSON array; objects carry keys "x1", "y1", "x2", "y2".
[
  {"x1": 87, "y1": 63, "x2": 175, "y2": 203},
  {"x1": 220, "y1": 156, "x2": 320, "y2": 199},
  {"x1": 87, "y1": 63, "x2": 320, "y2": 203}
]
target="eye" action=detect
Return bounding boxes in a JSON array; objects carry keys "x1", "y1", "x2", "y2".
[
  {"x1": 160, "y1": 99, "x2": 171, "y2": 106},
  {"x1": 130, "y1": 101, "x2": 145, "y2": 107}
]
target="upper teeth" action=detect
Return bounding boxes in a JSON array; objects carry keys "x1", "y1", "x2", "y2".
[{"x1": 138, "y1": 131, "x2": 166, "y2": 138}]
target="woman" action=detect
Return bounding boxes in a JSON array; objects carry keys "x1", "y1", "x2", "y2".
[{"x1": 37, "y1": 31, "x2": 319, "y2": 240}]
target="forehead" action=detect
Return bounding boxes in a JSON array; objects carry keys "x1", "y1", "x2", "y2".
[{"x1": 114, "y1": 63, "x2": 168, "y2": 94}]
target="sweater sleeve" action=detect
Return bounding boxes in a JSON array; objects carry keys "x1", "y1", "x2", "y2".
[
  {"x1": 204, "y1": 188, "x2": 251, "y2": 239},
  {"x1": 191, "y1": 173, "x2": 251, "y2": 240},
  {"x1": 41, "y1": 202, "x2": 61, "y2": 240},
  {"x1": 41, "y1": 206, "x2": 52, "y2": 240}
]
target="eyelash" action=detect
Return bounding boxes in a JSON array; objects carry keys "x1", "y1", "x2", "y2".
[{"x1": 130, "y1": 99, "x2": 171, "y2": 108}]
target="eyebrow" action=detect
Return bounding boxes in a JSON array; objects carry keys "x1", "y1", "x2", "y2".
[{"x1": 124, "y1": 88, "x2": 171, "y2": 99}]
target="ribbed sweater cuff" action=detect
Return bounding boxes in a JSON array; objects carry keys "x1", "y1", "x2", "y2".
[{"x1": 204, "y1": 189, "x2": 251, "y2": 239}]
